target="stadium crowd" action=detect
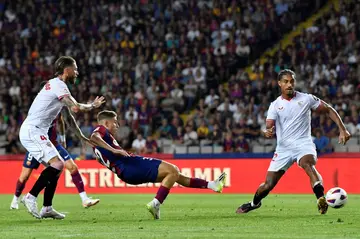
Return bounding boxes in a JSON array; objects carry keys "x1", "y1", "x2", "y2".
[
  {"x1": 1, "y1": 0, "x2": 352, "y2": 155},
  {"x1": 240, "y1": 0, "x2": 360, "y2": 153}
]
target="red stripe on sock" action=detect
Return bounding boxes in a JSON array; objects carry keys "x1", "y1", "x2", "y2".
[
  {"x1": 71, "y1": 170, "x2": 85, "y2": 193},
  {"x1": 15, "y1": 179, "x2": 26, "y2": 197},
  {"x1": 189, "y1": 178, "x2": 208, "y2": 189},
  {"x1": 155, "y1": 186, "x2": 170, "y2": 204}
]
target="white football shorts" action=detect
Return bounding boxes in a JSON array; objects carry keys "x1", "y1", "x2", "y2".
[
  {"x1": 19, "y1": 124, "x2": 60, "y2": 165},
  {"x1": 268, "y1": 141, "x2": 317, "y2": 172}
]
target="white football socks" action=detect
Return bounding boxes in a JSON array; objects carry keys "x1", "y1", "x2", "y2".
[{"x1": 79, "y1": 192, "x2": 88, "y2": 202}]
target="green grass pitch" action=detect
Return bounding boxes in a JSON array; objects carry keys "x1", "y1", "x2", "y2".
[{"x1": 0, "y1": 194, "x2": 359, "y2": 239}]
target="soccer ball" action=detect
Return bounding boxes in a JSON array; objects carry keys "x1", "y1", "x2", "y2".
[{"x1": 325, "y1": 187, "x2": 348, "y2": 209}]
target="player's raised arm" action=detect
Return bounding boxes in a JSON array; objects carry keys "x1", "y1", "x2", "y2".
[
  {"x1": 61, "y1": 95, "x2": 105, "y2": 113},
  {"x1": 61, "y1": 107, "x2": 92, "y2": 146},
  {"x1": 314, "y1": 98, "x2": 351, "y2": 145},
  {"x1": 90, "y1": 131, "x2": 130, "y2": 157}
]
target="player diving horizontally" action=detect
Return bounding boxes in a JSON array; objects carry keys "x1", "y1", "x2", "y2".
[
  {"x1": 19, "y1": 56, "x2": 105, "y2": 219},
  {"x1": 236, "y1": 69, "x2": 351, "y2": 215},
  {"x1": 90, "y1": 110, "x2": 227, "y2": 220},
  {"x1": 11, "y1": 107, "x2": 99, "y2": 210}
]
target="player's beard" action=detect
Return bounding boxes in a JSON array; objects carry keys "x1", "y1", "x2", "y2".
[
  {"x1": 67, "y1": 75, "x2": 76, "y2": 84},
  {"x1": 285, "y1": 88, "x2": 294, "y2": 97}
]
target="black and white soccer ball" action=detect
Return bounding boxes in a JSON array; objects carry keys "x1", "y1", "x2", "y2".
[{"x1": 325, "y1": 187, "x2": 348, "y2": 209}]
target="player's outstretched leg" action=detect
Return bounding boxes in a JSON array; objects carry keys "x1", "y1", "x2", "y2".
[
  {"x1": 176, "y1": 172, "x2": 227, "y2": 193},
  {"x1": 299, "y1": 154, "x2": 327, "y2": 214},
  {"x1": 40, "y1": 171, "x2": 65, "y2": 219},
  {"x1": 146, "y1": 161, "x2": 180, "y2": 220},
  {"x1": 236, "y1": 171, "x2": 285, "y2": 214},
  {"x1": 22, "y1": 157, "x2": 64, "y2": 219},
  {"x1": 11, "y1": 167, "x2": 32, "y2": 210},
  {"x1": 65, "y1": 159, "x2": 100, "y2": 208}
]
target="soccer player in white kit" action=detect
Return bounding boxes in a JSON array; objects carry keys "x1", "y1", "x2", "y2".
[
  {"x1": 19, "y1": 56, "x2": 105, "y2": 219},
  {"x1": 236, "y1": 69, "x2": 351, "y2": 215}
]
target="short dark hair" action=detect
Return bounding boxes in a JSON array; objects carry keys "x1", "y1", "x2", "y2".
[
  {"x1": 277, "y1": 69, "x2": 296, "y2": 81},
  {"x1": 54, "y1": 56, "x2": 75, "y2": 76},
  {"x1": 97, "y1": 110, "x2": 117, "y2": 122}
]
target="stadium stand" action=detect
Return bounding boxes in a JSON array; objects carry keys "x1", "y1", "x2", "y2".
[{"x1": 1, "y1": 0, "x2": 358, "y2": 156}]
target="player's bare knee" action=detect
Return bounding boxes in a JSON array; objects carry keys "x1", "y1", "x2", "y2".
[
  {"x1": 19, "y1": 168, "x2": 31, "y2": 182},
  {"x1": 50, "y1": 159, "x2": 64, "y2": 171},
  {"x1": 172, "y1": 165, "x2": 180, "y2": 174},
  {"x1": 299, "y1": 155, "x2": 316, "y2": 168},
  {"x1": 169, "y1": 165, "x2": 180, "y2": 180},
  {"x1": 65, "y1": 161, "x2": 78, "y2": 173},
  {"x1": 19, "y1": 174, "x2": 30, "y2": 183}
]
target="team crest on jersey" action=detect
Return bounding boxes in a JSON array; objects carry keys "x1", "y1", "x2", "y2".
[
  {"x1": 46, "y1": 142, "x2": 52, "y2": 148},
  {"x1": 298, "y1": 101, "x2": 304, "y2": 106},
  {"x1": 113, "y1": 139, "x2": 119, "y2": 146},
  {"x1": 278, "y1": 106, "x2": 284, "y2": 111}
]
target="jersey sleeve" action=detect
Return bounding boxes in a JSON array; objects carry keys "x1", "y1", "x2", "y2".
[
  {"x1": 307, "y1": 94, "x2": 321, "y2": 110},
  {"x1": 266, "y1": 102, "x2": 277, "y2": 120},
  {"x1": 93, "y1": 125, "x2": 107, "y2": 138},
  {"x1": 54, "y1": 81, "x2": 71, "y2": 100}
]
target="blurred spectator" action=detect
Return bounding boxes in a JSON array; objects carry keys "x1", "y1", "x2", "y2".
[
  {"x1": 0, "y1": 0, "x2": 336, "y2": 154},
  {"x1": 313, "y1": 129, "x2": 333, "y2": 153},
  {"x1": 184, "y1": 125, "x2": 198, "y2": 146},
  {"x1": 158, "y1": 118, "x2": 172, "y2": 139},
  {"x1": 223, "y1": 132, "x2": 235, "y2": 152},
  {"x1": 236, "y1": 134, "x2": 250, "y2": 153},
  {"x1": 343, "y1": 116, "x2": 357, "y2": 136},
  {"x1": 9, "y1": 82, "x2": 20, "y2": 99},
  {"x1": 1, "y1": 135, "x2": 22, "y2": 154},
  {"x1": 208, "y1": 124, "x2": 223, "y2": 145},
  {"x1": 204, "y1": 89, "x2": 219, "y2": 107},
  {"x1": 183, "y1": 78, "x2": 198, "y2": 112},
  {"x1": 322, "y1": 119, "x2": 338, "y2": 138},
  {"x1": 116, "y1": 119, "x2": 131, "y2": 149},
  {"x1": 138, "y1": 104, "x2": 151, "y2": 138},
  {"x1": 145, "y1": 135, "x2": 158, "y2": 154},
  {"x1": 197, "y1": 120, "x2": 209, "y2": 140},
  {"x1": 170, "y1": 83, "x2": 184, "y2": 111},
  {"x1": 132, "y1": 133, "x2": 146, "y2": 154},
  {"x1": 0, "y1": 117, "x2": 7, "y2": 135},
  {"x1": 173, "y1": 127, "x2": 185, "y2": 146},
  {"x1": 125, "y1": 106, "x2": 139, "y2": 122}
]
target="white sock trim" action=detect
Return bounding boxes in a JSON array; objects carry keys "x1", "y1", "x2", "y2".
[
  {"x1": 80, "y1": 192, "x2": 88, "y2": 202},
  {"x1": 313, "y1": 181, "x2": 322, "y2": 188},
  {"x1": 152, "y1": 198, "x2": 160, "y2": 206},
  {"x1": 207, "y1": 181, "x2": 216, "y2": 190}
]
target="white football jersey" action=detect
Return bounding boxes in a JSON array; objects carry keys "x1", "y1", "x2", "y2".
[
  {"x1": 266, "y1": 91, "x2": 321, "y2": 148},
  {"x1": 23, "y1": 77, "x2": 71, "y2": 131}
]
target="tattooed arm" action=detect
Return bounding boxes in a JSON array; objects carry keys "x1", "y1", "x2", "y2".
[
  {"x1": 61, "y1": 95, "x2": 105, "y2": 113},
  {"x1": 58, "y1": 114, "x2": 67, "y2": 148},
  {"x1": 61, "y1": 107, "x2": 93, "y2": 146}
]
